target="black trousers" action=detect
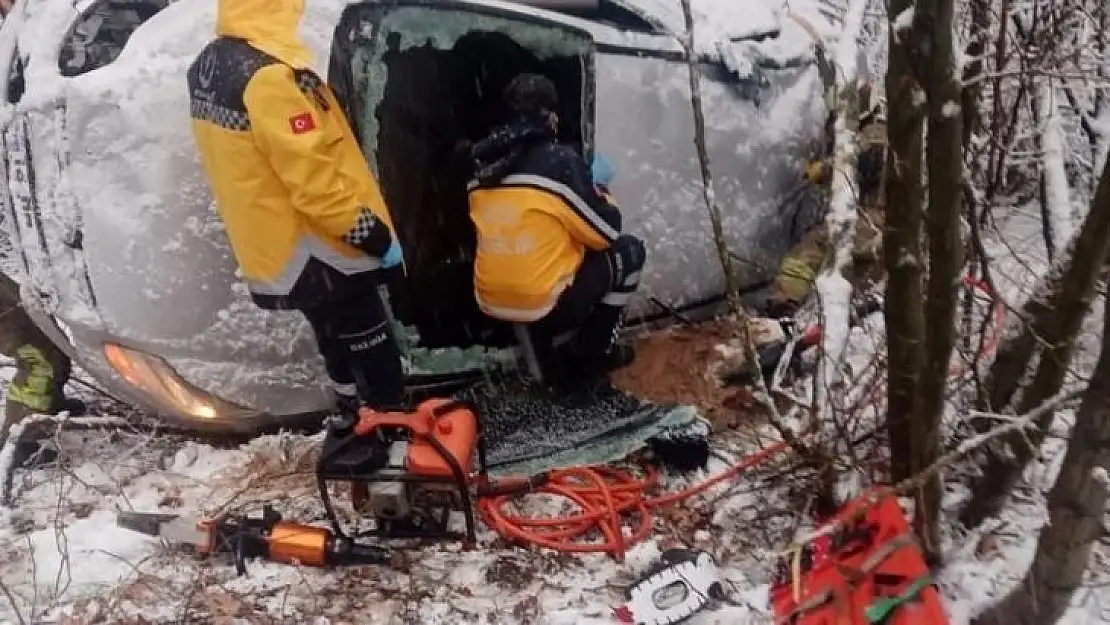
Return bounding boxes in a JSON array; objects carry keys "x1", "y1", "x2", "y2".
[
  {"x1": 300, "y1": 283, "x2": 406, "y2": 410},
  {"x1": 533, "y1": 234, "x2": 646, "y2": 355}
]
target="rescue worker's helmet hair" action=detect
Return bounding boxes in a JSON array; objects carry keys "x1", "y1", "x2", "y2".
[{"x1": 504, "y1": 73, "x2": 559, "y2": 117}]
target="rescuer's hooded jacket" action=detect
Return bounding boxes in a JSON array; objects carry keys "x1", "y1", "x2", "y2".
[
  {"x1": 186, "y1": 0, "x2": 396, "y2": 308},
  {"x1": 467, "y1": 113, "x2": 622, "y2": 322}
]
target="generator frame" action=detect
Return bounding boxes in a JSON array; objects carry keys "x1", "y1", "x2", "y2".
[{"x1": 316, "y1": 399, "x2": 490, "y2": 548}]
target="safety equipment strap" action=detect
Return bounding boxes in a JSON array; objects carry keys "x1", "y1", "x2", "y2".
[{"x1": 864, "y1": 573, "x2": 934, "y2": 624}]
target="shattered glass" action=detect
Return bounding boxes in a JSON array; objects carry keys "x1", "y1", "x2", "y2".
[
  {"x1": 396, "y1": 323, "x2": 518, "y2": 376},
  {"x1": 374, "y1": 284, "x2": 516, "y2": 376},
  {"x1": 457, "y1": 375, "x2": 711, "y2": 475},
  {"x1": 348, "y1": 4, "x2": 591, "y2": 175}
]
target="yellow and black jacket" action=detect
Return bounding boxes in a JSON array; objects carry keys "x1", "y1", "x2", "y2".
[
  {"x1": 186, "y1": 0, "x2": 396, "y2": 309},
  {"x1": 467, "y1": 115, "x2": 622, "y2": 322}
]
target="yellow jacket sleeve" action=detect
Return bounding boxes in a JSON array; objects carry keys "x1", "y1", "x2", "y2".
[{"x1": 242, "y1": 64, "x2": 365, "y2": 241}]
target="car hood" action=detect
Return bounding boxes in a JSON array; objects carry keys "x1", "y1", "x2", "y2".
[{"x1": 0, "y1": 0, "x2": 351, "y2": 413}]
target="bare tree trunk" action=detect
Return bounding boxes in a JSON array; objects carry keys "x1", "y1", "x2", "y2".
[
  {"x1": 962, "y1": 156, "x2": 1110, "y2": 529},
  {"x1": 973, "y1": 299, "x2": 1110, "y2": 625},
  {"x1": 678, "y1": 0, "x2": 740, "y2": 314},
  {"x1": 983, "y1": 0, "x2": 1013, "y2": 217},
  {"x1": 884, "y1": 0, "x2": 927, "y2": 485},
  {"x1": 959, "y1": 0, "x2": 991, "y2": 357},
  {"x1": 1031, "y1": 86, "x2": 1057, "y2": 262},
  {"x1": 913, "y1": 0, "x2": 965, "y2": 559},
  {"x1": 1091, "y1": 0, "x2": 1109, "y2": 193},
  {"x1": 814, "y1": 0, "x2": 868, "y2": 431},
  {"x1": 1036, "y1": 82, "x2": 1074, "y2": 258},
  {"x1": 960, "y1": 0, "x2": 991, "y2": 147}
]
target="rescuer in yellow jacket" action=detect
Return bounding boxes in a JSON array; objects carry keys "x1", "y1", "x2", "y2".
[
  {"x1": 186, "y1": 0, "x2": 406, "y2": 411},
  {"x1": 0, "y1": 272, "x2": 87, "y2": 472},
  {"x1": 765, "y1": 82, "x2": 887, "y2": 317},
  {"x1": 467, "y1": 74, "x2": 646, "y2": 381}
]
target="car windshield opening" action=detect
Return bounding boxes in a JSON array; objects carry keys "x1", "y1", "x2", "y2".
[{"x1": 333, "y1": 4, "x2": 593, "y2": 355}]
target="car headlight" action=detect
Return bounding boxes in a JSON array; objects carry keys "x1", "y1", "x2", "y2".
[{"x1": 102, "y1": 343, "x2": 255, "y2": 420}]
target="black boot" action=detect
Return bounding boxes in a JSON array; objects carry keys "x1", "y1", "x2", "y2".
[
  {"x1": 322, "y1": 392, "x2": 363, "y2": 435},
  {"x1": 591, "y1": 341, "x2": 636, "y2": 374},
  {"x1": 52, "y1": 397, "x2": 87, "y2": 417},
  {"x1": 590, "y1": 308, "x2": 636, "y2": 373},
  {"x1": 333, "y1": 392, "x2": 361, "y2": 417},
  {"x1": 555, "y1": 337, "x2": 635, "y2": 374},
  {"x1": 559, "y1": 316, "x2": 636, "y2": 390}
]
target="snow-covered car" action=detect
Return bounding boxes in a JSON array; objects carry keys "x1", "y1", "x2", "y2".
[{"x1": 0, "y1": 0, "x2": 832, "y2": 433}]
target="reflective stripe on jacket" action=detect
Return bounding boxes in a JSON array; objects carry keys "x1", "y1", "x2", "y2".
[
  {"x1": 186, "y1": 0, "x2": 396, "y2": 301},
  {"x1": 467, "y1": 117, "x2": 621, "y2": 322}
]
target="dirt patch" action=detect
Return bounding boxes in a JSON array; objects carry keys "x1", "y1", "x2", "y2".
[{"x1": 611, "y1": 318, "x2": 759, "y2": 430}]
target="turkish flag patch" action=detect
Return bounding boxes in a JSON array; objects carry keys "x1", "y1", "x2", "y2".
[{"x1": 289, "y1": 112, "x2": 316, "y2": 134}]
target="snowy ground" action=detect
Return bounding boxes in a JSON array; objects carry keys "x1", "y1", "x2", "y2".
[
  {"x1": 933, "y1": 204, "x2": 1110, "y2": 625},
  {"x1": 0, "y1": 415, "x2": 800, "y2": 624},
  {"x1": 0, "y1": 201, "x2": 1106, "y2": 624},
  {"x1": 1, "y1": 237, "x2": 1107, "y2": 625}
]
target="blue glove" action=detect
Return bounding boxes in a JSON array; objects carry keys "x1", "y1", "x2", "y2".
[
  {"x1": 380, "y1": 239, "x2": 404, "y2": 269},
  {"x1": 591, "y1": 153, "x2": 615, "y2": 188}
]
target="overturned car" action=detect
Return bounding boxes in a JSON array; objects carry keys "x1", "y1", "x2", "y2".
[{"x1": 0, "y1": 0, "x2": 832, "y2": 433}]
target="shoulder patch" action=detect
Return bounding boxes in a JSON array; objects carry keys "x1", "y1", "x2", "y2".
[{"x1": 289, "y1": 112, "x2": 317, "y2": 134}]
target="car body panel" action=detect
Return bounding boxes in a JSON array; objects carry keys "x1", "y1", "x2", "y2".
[
  {"x1": 588, "y1": 32, "x2": 825, "y2": 312},
  {"x1": 0, "y1": 0, "x2": 830, "y2": 430},
  {"x1": 2, "y1": 0, "x2": 354, "y2": 422}
]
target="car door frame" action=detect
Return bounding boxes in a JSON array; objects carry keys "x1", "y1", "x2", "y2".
[{"x1": 331, "y1": 0, "x2": 606, "y2": 160}]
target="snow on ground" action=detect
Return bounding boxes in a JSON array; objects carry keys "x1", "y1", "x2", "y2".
[
  {"x1": 931, "y1": 199, "x2": 1108, "y2": 624},
  {"x1": 0, "y1": 416, "x2": 800, "y2": 624},
  {"x1": 2, "y1": 244, "x2": 1107, "y2": 625},
  {"x1": 936, "y1": 293, "x2": 1109, "y2": 625},
  {"x1": 0, "y1": 200, "x2": 1107, "y2": 624}
]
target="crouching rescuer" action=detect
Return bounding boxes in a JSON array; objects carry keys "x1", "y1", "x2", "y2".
[
  {"x1": 467, "y1": 74, "x2": 645, "y2": 383},
  {"x1": 186, "y1": 0, "x2": 406, "y2": 414}
]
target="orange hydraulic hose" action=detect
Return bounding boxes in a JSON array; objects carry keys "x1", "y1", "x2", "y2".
[
  {"x1": 477, "y1": 275, "x2": 1005, "y2": 561},
  {"x1": 477, "y1": 441, "x2": 795, "y2": 561}
]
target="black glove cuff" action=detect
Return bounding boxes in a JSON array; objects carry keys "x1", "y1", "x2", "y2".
[{"x1": 343, "y1": 207, "x2": 394, "y2": 257}]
